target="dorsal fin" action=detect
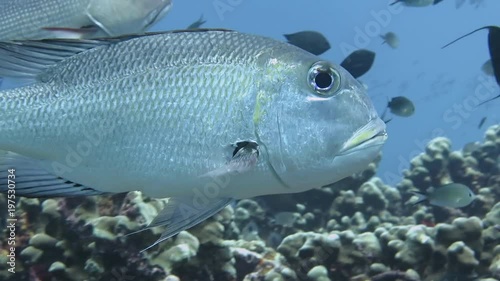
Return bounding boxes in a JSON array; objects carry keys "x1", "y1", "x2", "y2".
[{"x1": 0, "y1": 29, "x2": 235, "y2": 82}]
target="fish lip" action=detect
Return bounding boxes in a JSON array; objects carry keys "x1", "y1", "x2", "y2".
[{"x1": 338, "y1": 118, "x2": 388, "y2": 155}]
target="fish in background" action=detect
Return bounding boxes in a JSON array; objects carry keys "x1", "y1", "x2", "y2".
[
  {"x1": 478, "y1": 117, "x2": 487, "y2": 129},
  {"x1": 187, "y1": 14, "x2": 206, "y2": 30},
  {"x1": 462, "y1": 142, "x2": 481, "y2": 155},
  {"x1": 380, "y1": 32, "x2": 400, "y2": 49},
  {"x1": 390, "y1": 0, "x2": 435, "y2": 7},
  {"x1": 456, "y1": 0, "x2": 466, "y2": 7},
  {"x1": 340, "y1": 49, "x2": 376, "y2": 79},
  {"x1": 273, "y1": 212, "x2": 299, "y2": 227},
  {"x1": 443, "y1": 25, "x2": 500, "y2": 106},
  {"x1": 381, "y1": 96, "x2": 415, "y2": 122},
  {"x1": 482, "y1": 59, "x2": 494, "y2": 76},
  {"x1": 0, "y1": 0, "x2": 173, "y2": 40},
  {"x1": 283, "y1": 31, "x2": 331, "y2": 55},
  {"x1": 410, "y1": 183, "x2": 476, "y2": 208},
  {"x1": 241, "y1": 221, "x2": 260, "y2": 241},
  {"x1": 0, "y1": 29, "x2": 387, "y2": 251},
  {"x1": 455, "y1": 0, "x2": 486, "y2": 9}
]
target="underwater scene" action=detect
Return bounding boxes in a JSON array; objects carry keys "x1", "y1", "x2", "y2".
[{"x1": 0, "y1": 0, "x2": 499, "y2": 280}]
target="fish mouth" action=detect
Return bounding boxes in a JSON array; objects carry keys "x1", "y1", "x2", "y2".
[{"x1": 338, "y1": 118, "x2": 388, "y2": 155}]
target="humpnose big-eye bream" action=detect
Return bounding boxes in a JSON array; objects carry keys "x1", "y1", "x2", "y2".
[{"x1": 0, "y1": 29, "x2": 387, "y2": 250}]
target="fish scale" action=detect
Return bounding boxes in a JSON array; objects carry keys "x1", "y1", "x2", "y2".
[
  {"x1": 0, "y1": 30, "x2": 387, "y2": 247},
  {"x1": 0, "y1": 31, "x2": 283, "y2": 198},
  {"x1": 0, "y1": 0, "x2": 89, "y2": 40}
]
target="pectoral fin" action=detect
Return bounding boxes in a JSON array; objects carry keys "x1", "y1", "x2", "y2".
[
  {"x1": 139, "y1": 197, "x2": 233, "y2": 252},
  {"x1": 41, "y1": 26, "x2": 99, "y2": 39}
]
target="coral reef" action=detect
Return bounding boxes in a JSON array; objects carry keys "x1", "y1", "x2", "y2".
[{"x1": 1, "y1": 125, "x2": 499, "y2": 281}]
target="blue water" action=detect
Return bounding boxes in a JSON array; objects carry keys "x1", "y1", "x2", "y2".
[{"x1": 153, "y1": 0, "x2": 499, "y2": 185}]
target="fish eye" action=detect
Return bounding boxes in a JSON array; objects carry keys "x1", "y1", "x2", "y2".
[{"x1": 308, "y1": 61, "x2": 341, "y2": 96}]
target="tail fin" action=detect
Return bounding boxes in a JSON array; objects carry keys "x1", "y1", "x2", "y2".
[
  {"x1": 410, "y1": 191, "x2": 427, "y2": 205},
  {"x1": 389, "y1": 0, "x2": 400, "y2": 6}
]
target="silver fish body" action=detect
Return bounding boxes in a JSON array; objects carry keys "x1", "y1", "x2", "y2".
[
  {"x1": 412, "y1": 183, "x2": 476, "y2": 208},
  {"x1": 0, "y1": 0, "x2": 172, "y2": 40},
  {"x1": 0, "y1": 30, "x2": 386, "y2": 247}
]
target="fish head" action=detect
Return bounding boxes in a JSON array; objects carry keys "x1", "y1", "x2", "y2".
[
  {"x1": 254, "y1": 46, "x2": 387, "y2": 193},
  {"x1": 457, "y1": 186, "x2": 476, "y2": 207}
]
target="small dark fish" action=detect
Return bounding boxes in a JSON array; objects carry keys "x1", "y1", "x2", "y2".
[
  {"x1": 381, "y1": 96, "x2": 415, "y2": 119},
  {"x1": 187, "y1": 14, "x2": 206, "y2": 30},
  {"x1": 340, "y1": 49, "x2": 376, "y2": 79},
  {"x1": 442, "y1": 26, "x2": 500, "y2": 87},
  {"x1": 283, "y1": 31, "x2": 331, "y2": 55},
  {"x1": 478, "y1": 117, "x2": 487, "y2": 129}
]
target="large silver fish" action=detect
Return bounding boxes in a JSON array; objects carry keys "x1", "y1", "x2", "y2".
[
  {"x1": 0, "y1": 29, "x2": 387, "y2": 249},
  {"x1": 0, "y1": 0, "x2": 173, "y2": 40}
]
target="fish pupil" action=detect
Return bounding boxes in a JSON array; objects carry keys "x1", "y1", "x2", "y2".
[{"x1": 315, "y1": 72, "x2": 333, "y2": 90}]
